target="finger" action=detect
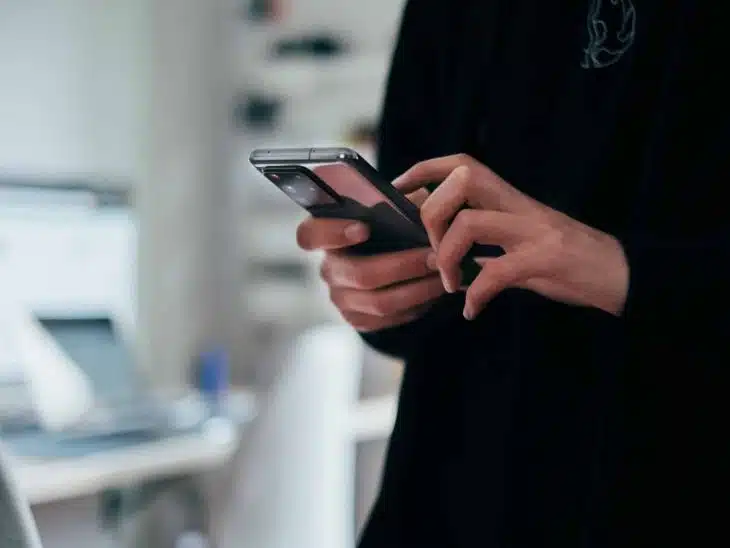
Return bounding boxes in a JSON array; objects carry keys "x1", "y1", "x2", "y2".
[
  {"x1": 392, "y1": 154, "x2": 474, "y2": 192},
  {"x1": 463, "y1": 247, "x2": 551, "y2": 320},
  {"x1": 420, "y1": 165, "x2": 473, "y2": 248},
  {"x1": 421, "y1": 165, "x2": 532, "y2": 250},
  {"x1": 340, "y1": 305, "x2": 431, "y2": 333},
  {"x1": 321, "y1": 248, "x2": 438, "y2": 290},
  {"x1": 296, "y1": 217, "x2": 369, "y2": 251},
  {"x1": 395, "y1": 155, "x2": 533, "y2": 215},
  {"x1": 436, "y1": 210, "x2": 542, "y2": 291},
  {"x1": 330, "y1": 275, "x2": 445, "y2": 317},
  {"x1": 405, "y1": 188, "x2": 430, "y2": 207}
]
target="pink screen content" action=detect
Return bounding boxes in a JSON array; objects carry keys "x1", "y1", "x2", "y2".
[{"x1": 312, "y1": 163, "x2": 408, "y2": 218}]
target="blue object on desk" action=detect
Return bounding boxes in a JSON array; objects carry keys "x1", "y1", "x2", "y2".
[{"x1": 196, "y1": 348, "x2": 229, "y2": 416}]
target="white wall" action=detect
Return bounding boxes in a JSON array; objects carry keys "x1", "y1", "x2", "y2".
[
  {"x1": 0, "y1": 210, "x2": 136, "y2": 324},
  {"x1": 135, "y1": 0, "x2": 240, "y2": 389},
  {"x1": 0, "y1": 0, "x2": 146, "y2": 180}
]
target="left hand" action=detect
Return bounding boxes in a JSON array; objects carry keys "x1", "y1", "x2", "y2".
[{"x1": 393, "y1": 154, "x2": 630, "y2": 320}]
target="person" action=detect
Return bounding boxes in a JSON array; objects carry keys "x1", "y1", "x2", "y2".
[{"x1": 297, "y1": 0, "x2": 729, "y2": 546}]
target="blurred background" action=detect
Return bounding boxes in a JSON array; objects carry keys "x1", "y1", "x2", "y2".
[{"x1": 0, "y1": 1, "x2": 408, "y2": 547}]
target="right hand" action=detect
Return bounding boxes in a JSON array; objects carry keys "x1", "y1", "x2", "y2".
[{"x1": 297, "y1": 210, "x2": 446, "y2": 332}]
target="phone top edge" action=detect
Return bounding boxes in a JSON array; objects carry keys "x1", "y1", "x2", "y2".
[
  {"x1": 249, "y1": 148, "x2": 312, "y2": 164},
  {"x1": 250, "y1": 146, "x2": 363, "y2": 165},
  {"x1": 308, "y1": 147, "x2": 360, "y2": 161}
]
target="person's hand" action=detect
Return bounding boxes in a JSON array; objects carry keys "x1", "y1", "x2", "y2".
[
  {"x1": 393, "y1": 154, "x2": 630, "y2": 320},
  {"x1": 296, "y1": 189, "x2": 445, "y2": 332}
]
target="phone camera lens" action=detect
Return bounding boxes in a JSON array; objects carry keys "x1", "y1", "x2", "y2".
[
  {"x1": 286, "y1": 181, "x2": 317, "y2": 207},
  {"x1": 269, "y1": 170, "x2": 335, "y2": 207}
]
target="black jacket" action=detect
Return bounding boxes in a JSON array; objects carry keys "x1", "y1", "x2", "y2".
[{"x1": 359, "y1": 1, "x2": 730, "y2": 546}]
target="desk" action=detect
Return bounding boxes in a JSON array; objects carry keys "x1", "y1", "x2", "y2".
[
  {"x1": 6, "y1": 389, "x2": 257, "y2": 505},
  {"x1": 14, "y1": 428, "x2": 239, "y2": 506},
  {"x1": 4, "y1": 390, "x2": 256, "y2": 548}
]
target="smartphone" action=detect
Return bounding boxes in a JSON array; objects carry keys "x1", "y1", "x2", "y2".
[{"x1": 249, "y1": 147, "x2": 481, "y2": 284}]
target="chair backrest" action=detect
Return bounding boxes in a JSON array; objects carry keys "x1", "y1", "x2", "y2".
[
  {"x1": 219, "y1": 323, "x2": 364, "y2": 548},
  {"x1": 0, "y1": 443, "x2": 43, "y2": 548}
]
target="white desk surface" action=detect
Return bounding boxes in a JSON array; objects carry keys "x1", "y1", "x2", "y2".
[
  {"x1": 7, "y1": 389, "x2": 398, "y2": 504},
  {"x1": 9, "y1": 390, "x2": 257, "y2": 505},
  {"x1": 13, "y1": 429, "x2": 236, "y2": 505}
]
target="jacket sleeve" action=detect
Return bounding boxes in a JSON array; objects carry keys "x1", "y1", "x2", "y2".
[
  {"x1": 359, "y1": 0, "x2": 460, "y2": 359},
  {"x1": 619, "y1": 41, "x2": 730, "y2": 362}
]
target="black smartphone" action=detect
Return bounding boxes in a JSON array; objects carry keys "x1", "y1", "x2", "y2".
[{"x1": 249, "y1": 146, "x2": 481, "y2": 284}]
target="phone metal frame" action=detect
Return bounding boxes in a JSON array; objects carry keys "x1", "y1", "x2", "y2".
[{"x1": 250, "y1": 147, "x2": 424, "y2": 227}]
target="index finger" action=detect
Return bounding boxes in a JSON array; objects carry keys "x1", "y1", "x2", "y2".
[
  {"x1": 392, "y1": 154, "x2": 472, "y2": 193},
  {"x1": 296, "y1": 217, "x2": 369, "y2": 251}
]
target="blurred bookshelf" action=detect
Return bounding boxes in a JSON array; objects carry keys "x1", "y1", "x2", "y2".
[{"x1": 233, "y1": 0, "x2": 406, "y2": 372}]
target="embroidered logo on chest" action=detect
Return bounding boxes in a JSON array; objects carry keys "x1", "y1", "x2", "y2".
[{"x1": 581, "y1": 0, "x2": 637, "y2": 69}]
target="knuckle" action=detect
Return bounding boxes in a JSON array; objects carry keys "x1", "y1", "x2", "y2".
[
  {"x1": 327, "y1": 287, "x2": 339, "y2": 306},
  {"x1": 319, "y1": 255, "x2": 334, "y2": 283},
  {"x1": 437, "y1": 244, "x2": 458, "y2": 267},
  {"x1": 421, "y1": 201, "x2": 439, "y2": 227},
  {"x1": 348, "y1": 262, "x2": 376, "y2": 289},
  {"x1": 324, "y1": 255, "x2": 377, "y2": 289},
  {"x1": 412, "y1": 159, "x2": 427, "y2": 173},
  {"x1": 340, "y1": 310, "x2": 368, "y2": 331},
  {"x1": 463, "y1": 172, "x2": 480, "y2": 192},
  {"x1": 446, "y1": 167, "x2": 471, "y2": 194},
  {"x1": 404, "y1": 162, "x2": 423, "y2": 181},
  {"x1": 453, "y1": 209, "x2": 478, "y2": 232},
  {"x1": 541, "y1": 228, "x2": 567, "y2": 260},
  {"x1": 328, "y1": 287, "x2": 347, "y2": 311},
  {"x1": 456, "y1": 153, "x2": 473, "y2": 165},
  {"x1": 367, "y1": 293, "x2": 393, "y2": 316}
]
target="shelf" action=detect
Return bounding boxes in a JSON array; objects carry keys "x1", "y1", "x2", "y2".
[
  {"x1": 237, "y1": 0, "x2": 405, "y2": 53},
  {"x1": 240, "y1": 53, "x2": 390, "y2": 100}
]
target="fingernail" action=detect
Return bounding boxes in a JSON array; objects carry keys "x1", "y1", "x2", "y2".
[
  {"x1": 345, "y1": 223, "x2": 368, "y2": 242},
  {"x1": 463, "y1": 302, "x2": 474, "y2": 320},
  {"x1": 441, "y1": 272, "x2": 455, "y2": 293},
  {"x1": 426, "y1": 252, "x2": 439, "y2": 271}
]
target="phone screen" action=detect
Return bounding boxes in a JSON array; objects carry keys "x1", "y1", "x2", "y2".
[
  {"x1": 312, "y1": 163, "x2": 409, "y2": 217},
  {"x1": 260, "y1": 158, "x2": 430, "y2": 252}
]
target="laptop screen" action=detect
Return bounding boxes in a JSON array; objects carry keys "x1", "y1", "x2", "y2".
[{"x1": 35, "y1": 317, "x2": 138, "y2": 406}]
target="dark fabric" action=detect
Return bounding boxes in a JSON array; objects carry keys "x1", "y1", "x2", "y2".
[{"x1": 359, "y1": 1, "x2": 730, "y2": 546}]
